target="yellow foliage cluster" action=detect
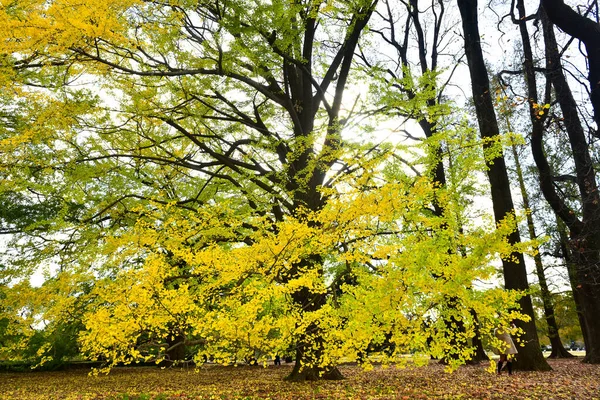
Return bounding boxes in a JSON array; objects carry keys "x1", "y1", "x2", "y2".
[
  {"x1": 0, "y1": 0, "x2": 138, "y2": 55},
  {"x1": 52, "y1": 163, "x2": 529, "y2": 373}
]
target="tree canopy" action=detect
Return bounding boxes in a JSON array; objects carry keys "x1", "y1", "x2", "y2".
[{"x1": 1, "y1": 0, "x2": 599, "y2": 379}]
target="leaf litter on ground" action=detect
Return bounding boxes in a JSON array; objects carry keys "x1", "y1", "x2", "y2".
[{"x1": 0, "y1": 358, "x2": 598, "y2": 399}]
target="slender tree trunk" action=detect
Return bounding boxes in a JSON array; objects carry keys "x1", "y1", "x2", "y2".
[
  {"x1": 457, "y1": 0, "x2": 550, "y2": 371},
  {"x1": 469, "y1": 309, "x2": 489, "y2": 363},
  {"x1": 509, "y1": 0, "x2": 572, "y2": 359},
  {"x1": 365, "y1": 0, "x2": 476, "y2": 365},
  {"x1": 508, "y1": 140, "x2": 573, "y2": 359},
  {"x1": 409, "y1": 1, "x2": 473, "y2": 364},
  {"x1": 557, "y1": 219, "x2": 590, "y2": 350}
]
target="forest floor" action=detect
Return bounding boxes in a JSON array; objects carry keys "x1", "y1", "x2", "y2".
[{"x1": 0, "y1": 357, "x2": 598, "y2": 399}]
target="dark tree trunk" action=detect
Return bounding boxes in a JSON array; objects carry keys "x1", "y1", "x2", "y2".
[
  {"x1": 541, "y1": 0, "x2": 600, "y2": 129},
  {"x1": 286, "y1": 344, "x2": 344, "y2": 382},
  {"x1": 457, "y1": 0, "x2": 551, "y2": 371},
  {"x1": 510, "y1": 140, "x2": 573, "y2": 359},
  {"x1": 558, "y1": 220, "x2": 590, "y2": 350},
  {"x1": 469, "y1": 309, "x2": 489, "y2": 363},
  {"x1": 167, "y1": 336, "x2": 186, "y2": 363},
  {"x1": 278, "y1": 2, "x2": 376, "y2": 380},
  {"x1": 285, "y1": 284, "x2": 344, "y2": 381},
  {"x1": 538, "y1": 10, "x2": 600, "y2": 364},
  {"x1": 509, "y1": 0, "x2": 573, "y2": 360},
  {"x1": 158, "y1": 333, "x2": 187, "y2": 367}
]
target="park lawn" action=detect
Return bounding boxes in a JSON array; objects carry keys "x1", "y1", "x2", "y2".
[{"x1": 0, "y1": 358, "x2": 598, "y2": 399}]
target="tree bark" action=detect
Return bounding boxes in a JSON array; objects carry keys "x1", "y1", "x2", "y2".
[
  {"x1": 539, "y1": 9, "x2": 600, "y2": 364},
  {"x1": 508, "y1": 140, "x2": 573, "y2": 359},
  {"x1": 286, "y1": 343, "x2": 344, "y2": 382},
  {"x1": 505, "y1": 1, "x2": 572, "y2": 357},
  {"x1": 557, "y1": 219, "x2": 590, "y2": 350},
  {"x1": 541, "y1": 0, "x2": 600, "y2": 129},
  {"x1": 285, "y1": 283, "x2": 344, "y2": 381},
  {"x1": 280, "y1": 2, "x2": 376, "y2": 379},
  {"x1": 457, "y1": 0, "x2": 551, "y2": 371},
  {"x1": 166, "y1": 335, "x2": 187, "y2": 363},
  {"x1": 158, "y1": 333, "x2": 187, "y2": 367},
  {"x1": 469, "y1": 309, "x2": 490, "y2": 363}
]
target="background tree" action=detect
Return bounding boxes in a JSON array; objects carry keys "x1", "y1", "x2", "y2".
[
  {"x1": 492, "y1": 0, "x2": 573, "y2": 359},
  {"x1": 520, "y1": 5, "x2": 600, "y2": 363},
  {"x1": 360, "y1": 0, "x2": 489, "y2": 363},
  {"x1": 457, "y1": 0, "x2": 551, "y2": 371},
  {"x1": 532, "y1": 287, "x2": 584, "y2": 350}
]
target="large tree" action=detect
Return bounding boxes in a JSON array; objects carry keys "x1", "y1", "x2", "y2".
[
  {"x1": 0, "y1": 0, "x2": 527, "y2": 379},
  {"x1": 1, "y1": 0, "x2": 378, "y2": 380},
  {"x1": 527, "y1": 6, "x2": 600, "y2": 364}
]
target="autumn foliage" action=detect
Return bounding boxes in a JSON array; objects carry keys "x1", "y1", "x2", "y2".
[{"x1": 1, "y1": 0, "x2": 595, "y2": 382}]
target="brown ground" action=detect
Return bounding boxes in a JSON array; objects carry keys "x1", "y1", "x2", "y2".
[{"x1": 0, "y1": 357, "x2": 598, "y2": 399}]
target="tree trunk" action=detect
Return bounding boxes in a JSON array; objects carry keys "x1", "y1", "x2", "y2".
[
  {"x1": 286, "y1": 342, "x2": 344, "y2": 382},
  {"x1": 558, "y1": 220, "x2": 590, "y2": 350},
  {"x1": 509, "y1": 0, "x2": 573, "y2": 359},
  {"x1": 566, "y1": 241, "x2": 600, "y2": 363},
  {"x1": 279, "y1": 3, "x2": 376, "y2": 378},
  {"x1": 158, "y1": 333, "x2": 187, "y2": 367},
  {"x1": 285, "y1": 285, "x2": 344, "y2": 381},
  {"x1": 512, "y1": 148, "x2": 573, "y2": 359},
  {"x1": 508, "y1": 140, "x2": 572, "y2": 359},
  {"x1": 457, "y1": 0, "x2": 550, "y2": 371},
  {"x1": 363, "y1": 0, "x2": 474, "y2": 365},
  {"x1": 541, "y1": 0, "x2": 600, "y2": 129},
  {"x1": 539, "y1": 10, "x2": 600, "y2": 364},
  {"x1": 469, "y1": 309, "x2": 489, "y2": 363}
]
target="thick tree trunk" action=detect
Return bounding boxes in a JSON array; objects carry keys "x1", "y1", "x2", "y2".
[
  {"x1": 280, "y1": 4, "x2": 376, "y2": 379},
  {"x1": 286, "y1": 343, "x2": 344, "y2": 382},
  {"x1": 158, "y1": 333, "x2": 187, "y2": 367},
  {"x1": 285, "y1": 285, "x2": 344, "y2": 381},
  {"x1": 167, "y1": 337, "x2": 186, "y2": 363},
  {"x1": 539, "y1": 10, "x2": 600, "y2": 364},
  {"x1": 567, "y1": 240, "x2": 600, "y2": 363},
  {"x1": 457, "y1": 0, "x2": 550, "y2": 371}
]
